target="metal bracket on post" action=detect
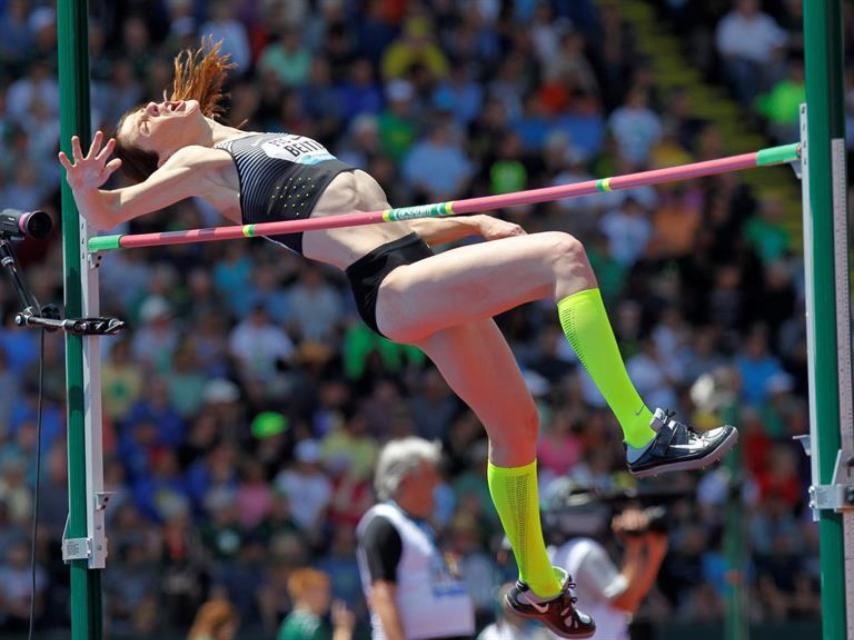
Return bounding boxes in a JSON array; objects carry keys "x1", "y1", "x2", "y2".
[
  {"x1": 789, "y1": 158, "x2": 803, "y2": 180},
  {"x1": 794, "y1": 434, "x2": 811, "y2": 456},
  {"x1": 809, "y1": 450, "x2": 854, "y2": 512},
  {"x1": 62, "y1": 538, "x2": 93, "y2": 562},
  {"x1": 96, "y1": 491, "x2": 113, "y2": 511},
  {"x1": 796, "y1": 435, "x2": 854, "y2": 514},
  {"x1": 61, "y1": 517, "x2": 92, "y2": 562},
  {"x1": 87, "y1": 251, "x2": 102, "y2": 270},
  {"x1": 61, "y1": 489, "x2": 113, "y2": 564},
  {"x1": 83, "y1": 221, "x2": 102, "y2": 271}
]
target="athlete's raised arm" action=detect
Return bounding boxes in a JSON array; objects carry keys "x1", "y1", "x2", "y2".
[{"x1": 59, "y1": 130, "x2": 222, "y2": 231}]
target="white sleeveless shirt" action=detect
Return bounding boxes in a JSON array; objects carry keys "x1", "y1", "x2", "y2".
[
  {"x1": 357, "y1": 502, "x2": 475, "y2": 639},
  {"x1": 549, "y1": 539, "x2": 630, "y2": 640}
]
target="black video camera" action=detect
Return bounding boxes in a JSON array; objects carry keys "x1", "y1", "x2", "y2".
[
  {"x1": 0, "y1": 209, "x2": 53, "y2": 240},
  {"x1": 542, "y1": 479, "x2": 685, "y2": 542}
]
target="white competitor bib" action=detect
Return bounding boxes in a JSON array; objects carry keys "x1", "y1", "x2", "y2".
[{"x1": 261, "y1": 134, "x2": 336, "y2": 165}]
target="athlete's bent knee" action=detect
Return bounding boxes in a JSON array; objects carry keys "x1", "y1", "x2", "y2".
[
  {"x1": 542, "y1": 231, "x2": 594, "y2": 293},
  {"x1": 544, "y1": 231, "x2": 588, "y2": 266}
]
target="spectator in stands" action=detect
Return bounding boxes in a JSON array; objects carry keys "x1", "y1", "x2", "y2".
[
  {"x1": 608, "y1": 87, "x2": 663, "y2": 166},
  {"x1": 715, "y1": 0, "x2": 787, "y2": 104},
  {"x1": 755, "y1": 58, "x2": 804, "y2": 143},
  {"x1": 0, "y1": 348, "x2": 19, "y2": 432},
  {"x1": 598, "y1": 196, "x2": 652, "y2": 267},
  {"x1": 278, "y1": 568, "x2": 355, "y2": 640},
  {"x1": 736, "y1": 327, "x2": 786, "y2": 407},
  {"x1": 378, "y1": 79, "x2": 420, "y2": 162},
  {"x1": 0, "y1": 540, "x2": 46, "y2": 633},
  {"x1": 188, "y1": 598, "x2": 240, "y2": 640},
  {"x1": 381, "y1": 16, "x2": 449, "y2": 81},
  {"x1": 228, "y1": 303, "x2": 294, "y2": 383},
  {"x1": 199, "y1": 2, "x2": 251, "y2": 77},
  {"x1": 274, "y1": 440, "x2": 333, "y2": 536},
  {"x1": 132, "y1": 295, "x2": 179, "y2": 372},
  {"x1": 259, "y1": 28, "x2": 313, "y2": 88},
  {"x1": 0, "y1": 0, "x2": 34, "y2": 70},
  {"x1": 286, "y1": 266, "x2": 344, "y2": 343},
  {"x1": 403, "y1": 121, "x2": 473, "y2": 201},
  {"x1": 742, "y1": 196, "x2": 791, "y2": 265}
]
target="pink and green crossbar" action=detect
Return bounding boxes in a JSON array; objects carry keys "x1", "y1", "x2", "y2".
[{"x1": 88, "y1": 142, "x2": 799, "y2": 253}]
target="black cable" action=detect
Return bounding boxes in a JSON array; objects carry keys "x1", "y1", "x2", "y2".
[{"x1": 28, "y1": 328, "x2": 45, "y2": 640}]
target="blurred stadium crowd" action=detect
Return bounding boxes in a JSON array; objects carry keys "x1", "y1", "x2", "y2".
[{"x1": 0, "y1": 0, "x2": 844, "y2": 636}]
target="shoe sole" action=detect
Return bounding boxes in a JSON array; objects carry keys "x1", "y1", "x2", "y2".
[
  {"x1": 503, "y1": 594, "x2": 596, "y2": 639},
  {"x1": 629, "y1": 428, "x2": 739, "y2": 478}
]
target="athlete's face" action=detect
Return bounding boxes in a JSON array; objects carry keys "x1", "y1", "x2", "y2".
[{"x1": 119, "y1": 99, "x2": 205, "y2": 159}]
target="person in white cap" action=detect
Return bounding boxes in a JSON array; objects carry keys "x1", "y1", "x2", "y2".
[{"x1": 274, "y1": 440, "x2": 332, "y2": 534}]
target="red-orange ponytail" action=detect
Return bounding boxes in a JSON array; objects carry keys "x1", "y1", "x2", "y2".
[{"x1": 114, "y1": 39, "x2": 236, "y2": 183}]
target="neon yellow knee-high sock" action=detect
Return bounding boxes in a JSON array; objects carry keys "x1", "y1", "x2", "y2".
[
  {"x1": 557, "y1": 288, "x2": 655, "y2": 448},
  {"x1": 487, "y1": 460, "x2": 561, "y2": 598}
]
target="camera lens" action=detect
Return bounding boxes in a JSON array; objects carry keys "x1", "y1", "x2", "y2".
[{"x1": 21, "y1": 210, "x2": 52, "y2": 239}]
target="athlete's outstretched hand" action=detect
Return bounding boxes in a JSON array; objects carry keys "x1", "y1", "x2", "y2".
[
  {"x1": 476, "y1": 214, "x2": 526, "y2": 240},
  {"x1": 58, "y1": 131, "x2": 122, "y2": 192}
]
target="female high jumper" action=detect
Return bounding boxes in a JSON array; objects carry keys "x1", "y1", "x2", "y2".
[{"x1": 59, "y1": 45, "x2": 736, "y2": 639}]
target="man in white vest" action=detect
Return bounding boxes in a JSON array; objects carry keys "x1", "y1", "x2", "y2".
[{"x1": 357, "y1": 438, "x2": 475, "y2": 640}]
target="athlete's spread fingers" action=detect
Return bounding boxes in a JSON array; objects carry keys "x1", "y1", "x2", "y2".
[
  {"x1": 102, "y1": 158, "x2": 122, "y2": 176},
  {"x1": 58, "y1": 151, "x2": 73, "y2": 171},
  {"x1": 88, "y1": 130, "x2": 103, "y2": 158},
  {"x1": 71, "y1": 135, "x2": 83, "y2": 161},
  {"x1": 96, "y1": 138, "x2": 116, "y2": 162}
]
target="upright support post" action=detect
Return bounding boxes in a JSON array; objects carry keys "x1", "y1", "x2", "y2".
[
  {"x1": 57, "y1": 2, "x2": 105, "y2": 639},
  {"x1": 802, "y1": 1, "x2": 851, "y2": 638}
]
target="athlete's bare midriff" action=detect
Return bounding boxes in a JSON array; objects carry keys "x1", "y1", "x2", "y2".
[
  {"x1": 304, "y1": 170, "x2": 414, "y2": 269},
  {"x1": 201, "y1": 138, "x2": 413, "y2": 269}
]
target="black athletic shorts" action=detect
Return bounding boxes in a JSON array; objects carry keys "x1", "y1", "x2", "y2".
[{"x1": 345, "y1": 233, "x2": 433, "y2": 337}]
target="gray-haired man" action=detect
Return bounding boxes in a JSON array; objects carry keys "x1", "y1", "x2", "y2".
[{"x1": 356, "y1": 437, "x2": 475, "y2": 640}]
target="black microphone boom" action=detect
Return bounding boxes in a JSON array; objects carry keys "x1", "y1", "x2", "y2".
[
  {"x1": 0, "y1": 209, "x2": 53, "y2": 239},
  {"x1": 0, "y1": 214, "x2": 126, "y2": 336}
]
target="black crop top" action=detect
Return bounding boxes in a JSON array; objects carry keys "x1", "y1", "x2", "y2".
[{"x1": 214, "y1": 133, "x2": 354, "y2": 254}]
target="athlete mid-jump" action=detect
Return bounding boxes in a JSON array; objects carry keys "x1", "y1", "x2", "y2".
[{"x1": 59, "y1": 45, "x2": 737, "y2": 638}]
